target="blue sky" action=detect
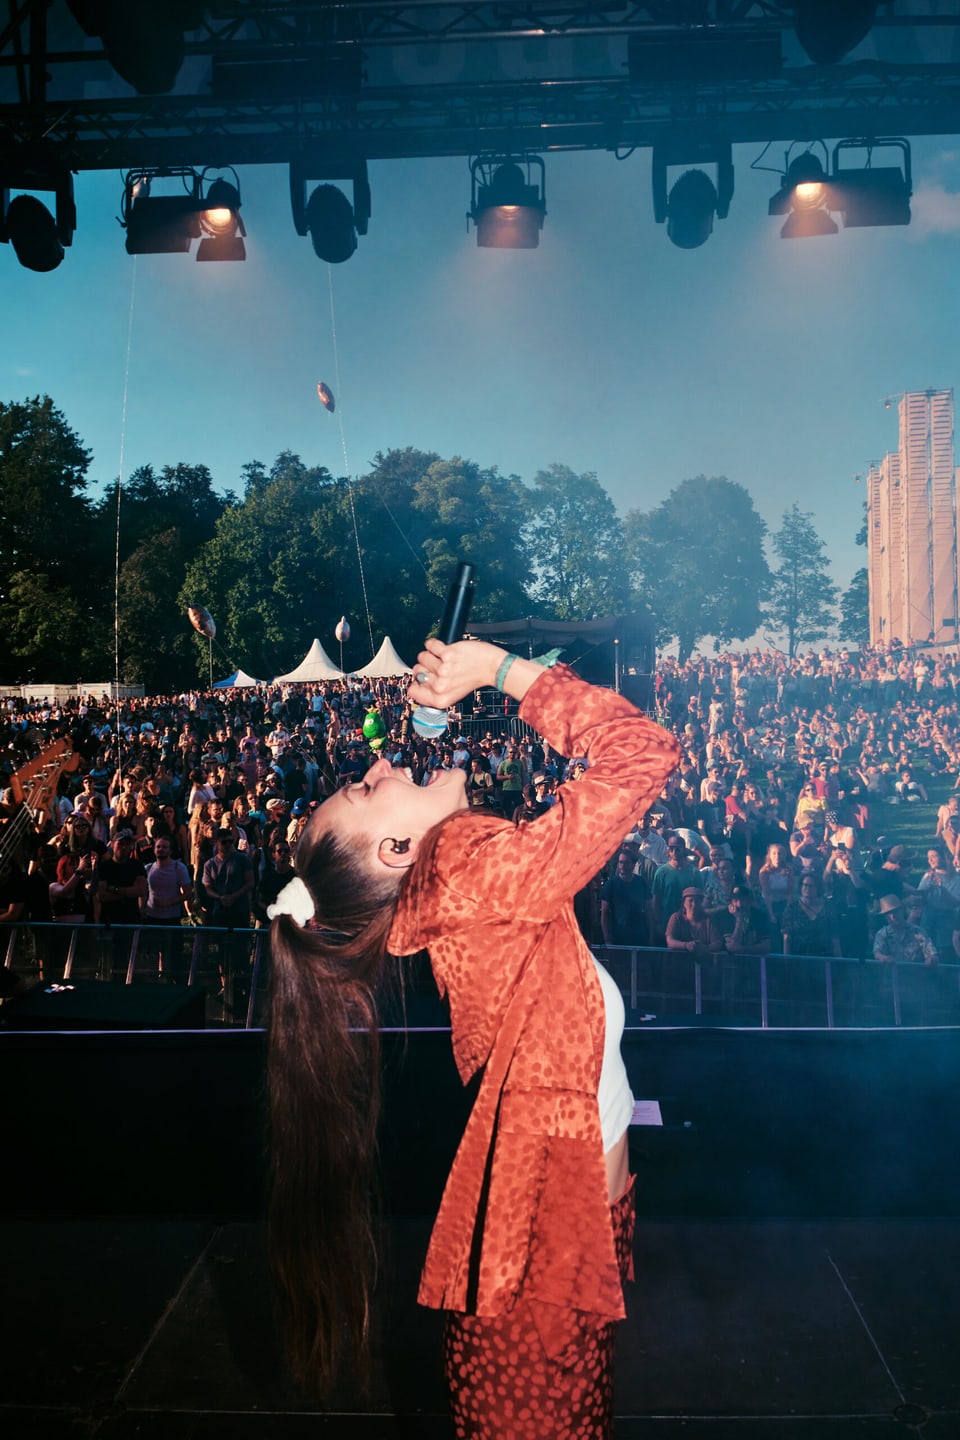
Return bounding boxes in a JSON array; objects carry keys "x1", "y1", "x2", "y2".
[{"x1": 5, "y1": 134, "x2": 960, "y2": 620}]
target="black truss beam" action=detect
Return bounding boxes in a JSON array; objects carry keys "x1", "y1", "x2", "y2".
[{"x1": 2, "y1": 3, "x2": 960, "y2": 170}]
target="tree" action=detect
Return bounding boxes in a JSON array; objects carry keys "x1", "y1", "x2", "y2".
[
  {"x1": 0, "y1": 396, "x2": 104, "y2": 682},
  {"x1": 767, "y1": 505, "x2": 838, "y2": 658},
  {"x1": 838, "y1": 567, "x2": 870, "y2": 648},
  {"x1": 118, "y1": 529, "x2": 203, "y2": 691},
  {"x1": 524, "y1": 464, "x2": 630, "y2": 620},
  {"x1": 410, "y1": 457, "x2": 532, "y2": 625},
  {"x1": 624, "y1": 476, "x2": 770, "y2": 663},
  {"x1": 180, "y1": 452, "x2": 341, "y2": 680},
  {"x1": 0, "y1": 569, "x2": 108, "y2": 682}
]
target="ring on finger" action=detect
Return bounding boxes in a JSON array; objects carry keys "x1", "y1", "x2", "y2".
[{"x1": 415, "y1": 670, "x2": 430, "y2": 684}]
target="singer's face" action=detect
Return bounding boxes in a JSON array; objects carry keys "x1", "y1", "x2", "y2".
[{"x1": 312, "y1": 756, "x2": 467, "y2": 863}]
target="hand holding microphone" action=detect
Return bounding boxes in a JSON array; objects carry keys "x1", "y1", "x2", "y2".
[{"x1": 411, "y1": 563, "x2": 476, "y2": 739}]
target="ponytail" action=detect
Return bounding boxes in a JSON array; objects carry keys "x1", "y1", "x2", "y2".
[{"x1": 266, "y1": 828, "x2": 400, "y2": 1395}]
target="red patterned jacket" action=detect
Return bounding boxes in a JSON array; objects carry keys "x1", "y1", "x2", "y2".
[{"x1": 389, "y1": 665, "x2": 679, "y2": 1321}]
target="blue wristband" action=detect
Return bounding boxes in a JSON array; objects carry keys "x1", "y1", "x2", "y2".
[{"x1": 495, "y1": 654, "x2": 518, "y2": 692}]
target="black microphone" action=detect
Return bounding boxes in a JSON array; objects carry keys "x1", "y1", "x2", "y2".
[{"x1": 412, "y1": 562, "x2": 476, "y2": 739}]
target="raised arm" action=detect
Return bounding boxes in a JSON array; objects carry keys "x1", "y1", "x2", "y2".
[{"x1": 399, "y1": 644, "x2": 680, "y2": 938}]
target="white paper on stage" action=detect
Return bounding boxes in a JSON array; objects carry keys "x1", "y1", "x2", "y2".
[{"x1": 630, "y1": 1099, "x2": 663, "y2": 1127}]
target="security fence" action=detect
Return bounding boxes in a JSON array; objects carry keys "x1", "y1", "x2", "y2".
[{"x1": 3, "y1": 924, "x2": 960, "y2": 1031}]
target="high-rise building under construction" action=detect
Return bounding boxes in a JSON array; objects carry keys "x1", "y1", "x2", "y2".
[{"x1": 867, "y1": 388, "x2": 958, "y2": 647}]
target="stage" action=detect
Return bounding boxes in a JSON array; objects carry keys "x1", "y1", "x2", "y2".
[{"x1": 3, "y1": 1018, "x2": 959, "y2": 1436}]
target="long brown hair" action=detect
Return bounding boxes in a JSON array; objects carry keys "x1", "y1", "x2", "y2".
[{"x1": 266, "y1": 821, "x2": 403, "y2": 1395}]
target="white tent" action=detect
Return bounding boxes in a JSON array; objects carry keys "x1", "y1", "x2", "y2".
[
  {"x1": 351, "y1": 636, "x2": 413, "y2": 678},
  {"x1": 213, "y1": 669, "x2": 263, "y2": 689},
  {"x1": 273, "y1": 639, "x2": 345, "y2": 683}
]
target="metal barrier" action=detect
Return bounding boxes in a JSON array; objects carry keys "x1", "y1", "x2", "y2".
[
  {"x1": 592, "y1": 945, "x2": 960, "y2": 1029},
  {"x1": 4, "y1": 925, "x2": 960, "y2": 1030},
  {"x1": 0, "y1": 921, "x2": 268, "y2": 1029}
]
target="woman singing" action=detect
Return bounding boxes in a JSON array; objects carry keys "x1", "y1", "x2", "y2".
[{"x1": 266, "y1": 640, "x2": 679, "y2": 1436}]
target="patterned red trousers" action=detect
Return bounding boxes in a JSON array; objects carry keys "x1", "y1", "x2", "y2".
[{"x1": 442, "y1": 1177, "x2": 636, "y2": 1440}]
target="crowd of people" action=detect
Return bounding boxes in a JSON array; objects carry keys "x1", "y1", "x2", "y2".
[{"x1": 1, "y1": 641, "x2": 960, "y2": 966}]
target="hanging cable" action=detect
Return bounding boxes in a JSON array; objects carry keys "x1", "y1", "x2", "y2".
[
  {"x1": 327, "y1": 265, "x2": 376, "y2": 661},
  {"x1": 113, "y1": 258, "x2": 137, "y2": 780}
]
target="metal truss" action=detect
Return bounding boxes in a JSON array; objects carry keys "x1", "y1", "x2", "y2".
[{"x1": 1, "y1": 2, "x2": 960, "y2": 169}]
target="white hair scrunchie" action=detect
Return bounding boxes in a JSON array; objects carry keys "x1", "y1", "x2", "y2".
[{"x1": 266, "y1": 875, "x2": 315, "y2": 927}]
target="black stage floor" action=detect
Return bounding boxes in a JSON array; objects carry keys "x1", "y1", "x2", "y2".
[
  {"x1": 5, "y1": 1021, "x2": 960, "y2": 1438},
  {"x1": 3, "y1": 1211, "x2": 957, "y2": 1439}
]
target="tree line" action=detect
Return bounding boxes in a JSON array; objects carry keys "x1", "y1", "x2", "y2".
[{"x1": 0, "y1": 394, "x2": 868, "y2": 690}]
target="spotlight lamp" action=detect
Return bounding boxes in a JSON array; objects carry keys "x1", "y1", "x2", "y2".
[
  {"x1": 768, "y1": 150, "x2": 838, "y2": 238},
  {"x1": 121, "y1": 167, "x2": 246, "y2": 260},
  {"x1": 768, "y1": 139, "x2": 911, "y2": 238},
  {"x1": 197, "y1": 175, "x2": 246, "y2": 261},
  {"x1": 468, "y1": 156, "x2": 546, "y2": 249},
  {"x1": 652, "y1": 141, "x2": 734, "y2": 249},
  {"x1": 0, "y1": 165, "x2": 76, "y2": 272},
  {"x1": 290, "y1": 159, "x2": 370, "y2": 263}
]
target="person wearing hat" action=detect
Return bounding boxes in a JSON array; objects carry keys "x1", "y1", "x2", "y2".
[
  {"x1": 649, "y1": 836, "x2": 703, "y2": 945},
  {"x1": 873, "y1": 894, "x2": 938, "y2": 966},
  {"x1": 285, "y1": 797, "x2": 311, "y2": 856},
  {"x1": 665, "y1": 886, "x2": 722, "y2": 956},
  {"x1": 260, "y1": 796, "x2": 290, "y2": 853},
  {"x1": 96, "y1": 831, "x2": 148, "y2": 928},
  {"x1": 714, "y1": 886, "x2": 771, "y2": 956},
  {"x1": 201, "y1": 827, "x2": 254, "y2": 930}
]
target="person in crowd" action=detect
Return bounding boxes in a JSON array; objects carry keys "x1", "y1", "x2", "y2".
[
  {"x1": 201, "y1": 827, "x2": 254, "y2": 929},
  {"x1": 649, "y1": 835, "x2": 702, "y2": 944},
  {"x1": 600, "y1": 848, "x2": 650, "y2": 947},
  {"x1": 823, "y1": 844, "x2": 871, "y2": 958},
  {"x1": 144, "y1": 836, "x2": 193, "y2": 928},
  {"x1": 758, "y1": 840, "x2": 797, "y2": 930},
  {"x1": 97, "y1": 831, "x2": 148, "y2": 928},
  {"x1": 264, "y1": 638, "x2": 678, "y2": 1431},
  {"x1": 464, "y1": 755, "x2": 494, "y2": 812},
  {"x1": 257, "y1": 836, "x2": 295, "y2": 922},
  {"x1": 701, "y1": 855, "x2": 738, "y2": 919},
  {"x1": 916, "y1": 846, "x2": 960, "y2": 956},
  {"x1": 495, "y1": 741, "x2": 524, "y2": 815},
  {"x1": 49, "y1": 852, "x2": 92, "y2": 925},
  {"x1": 714, "y1": 885, "x2": 772, "y2": 956},
  {"x1": 665, "y1": 886, "x2": 722, "y2": 955},
  {"x1": 874, "y1": 894, "x2": 939, "y2": 965},
  {"x1": 781, "y1": 872, "x2": 841, "y2": 958}
]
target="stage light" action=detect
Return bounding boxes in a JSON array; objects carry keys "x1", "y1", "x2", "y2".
[
  {"x1": 469, "y1": 156, "x2": 546, "y2": 249},
  {"x1": 653, "y1": 142, "x2": 734, "y2": 249},
  {"x1": 792, "y1": 1, "x2": 878, "y2": 66},
  {"x1": 197, "y1": 177, "x2": 246, "y2": 261},
  {"x1": 290, "y1": 160, "x2": 370, "y2": 263},
  {"x1": 305, "y1": 185, "x2": 357, "y2": 263},
  {"x1": 831, "y1": 138, "x2": 911, "y2": 228},
  {"x1": 0, "y1": 166, "x2": 76, "y2": 272},
  {"x1": 768, "y1": 139, "x2": 912, "y2": 238},
  {"x1": 121, "y1": 168, "x2": 246, "y2": 260},
  {"x1": 66, "y1": 0, "x2": 203, "y2": 95},
  {"x1": 768, "y1": 152, "x2": 838, "y2": 238}
]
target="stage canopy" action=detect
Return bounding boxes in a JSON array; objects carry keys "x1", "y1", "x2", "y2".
[
  {"x1": 273, "y1": 639, "x2": 344, "y2": 684},
  {"x1": 351, "y1": 637, "x2": 413, "y2": 678},
  {"x1": 213, "y1": 669, "x2": 262, "y2": 689}
]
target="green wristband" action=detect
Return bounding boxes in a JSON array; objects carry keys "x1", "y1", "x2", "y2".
[{"x1": 495, "y1": 654, "x2": 518, "y2": 692}]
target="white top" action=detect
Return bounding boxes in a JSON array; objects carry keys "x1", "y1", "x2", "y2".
[{"x1": 591, "y1": 956, "x2": 635, "y2": 1154}]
